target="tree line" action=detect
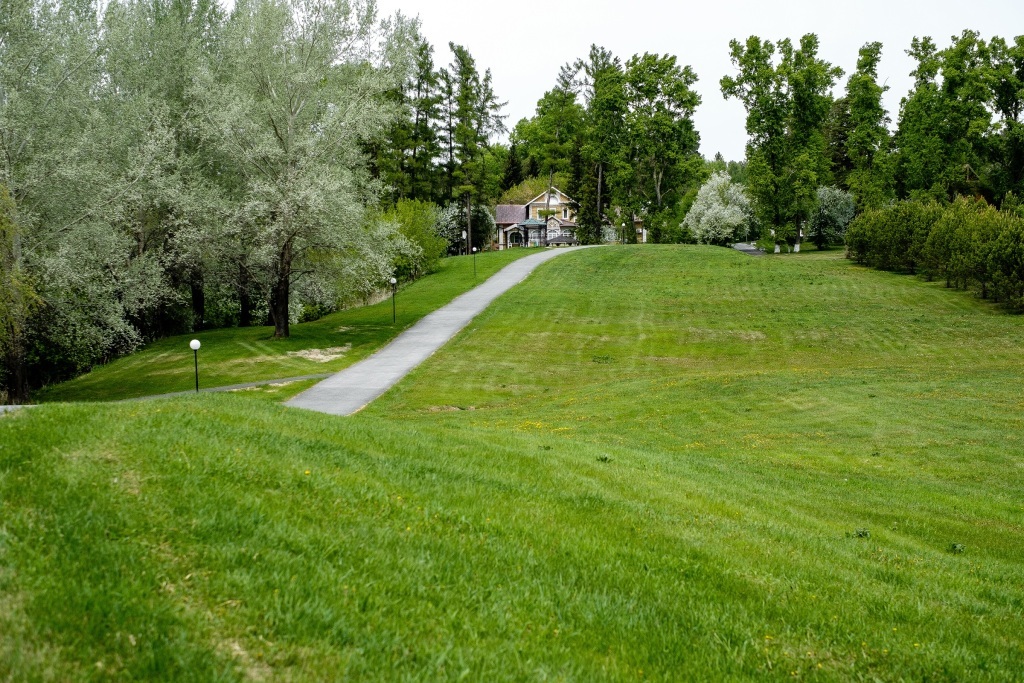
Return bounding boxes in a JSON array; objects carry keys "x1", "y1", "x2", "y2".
[
  {"x1": 3, "y1": 7, "x2": 1023, "y2": 402},
  {"x1": 510, "y1": 46, "x2": 702, "y2": 243},
  {"x1": 719, "y1": 31, "x2": 1024, "y2": 249},
  {"x1": 0, "y1": 0, "x2": 510, "y2": 402}
]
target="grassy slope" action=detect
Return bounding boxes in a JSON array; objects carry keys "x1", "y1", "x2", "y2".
[
  {"x1": 35, "y1": 248, "x2": 539, "y2": 402},
  {"x1": 2, "y1": 246, "x2": 1022, "y2": 681}
]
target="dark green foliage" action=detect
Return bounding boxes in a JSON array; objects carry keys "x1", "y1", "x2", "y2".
[
  {"x1": 511, "y1": 73, "x2": 583, "y2": 182},
  {"x1": 721, "y1": 34, "x2": 843, "y2": 245},
  {"x1": 847, "y1": 201, "x2": 944, "y2": 273},
  {"x1": 621, "y1": 53, "x2": 702, "y2": 216},
  {"x1": 989, "y1": 36, "x2": 1024, "y2": 202},
  {"x1": 844, "y1": 42, "x2": 894, "y2": 210},
  {"x1": 374, "y1": 38, "x2": 444, "y2": 204},
  {"x1": 501, "y1": 141, "x2": 524, "y2": 191},
  {"x1": 894, "y1": 33, "x2": 992, "y2": 202},
  {"x1": 706, "y1": 153, "x2": 748, "y2": 185},
  {"x1": 847, "y1": 197, "x2": 1024, "y2": 308},
  {"x1": 513, "y1": 46, "x2": 702, "y2": 243}
]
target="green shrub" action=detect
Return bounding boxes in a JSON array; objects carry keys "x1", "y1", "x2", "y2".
[{"x1": 849, "y1": 196, "x2": 1024, "y2": 310}]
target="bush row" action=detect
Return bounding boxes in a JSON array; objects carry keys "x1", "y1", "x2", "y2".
[{"x1": 845, "y1": 198, "x2": 1024, "y2": 309}]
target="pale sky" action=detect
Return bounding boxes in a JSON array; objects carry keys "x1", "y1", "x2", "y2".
[{"x1": 374, "y1": 0, "x2": 1023, "y2": 161}]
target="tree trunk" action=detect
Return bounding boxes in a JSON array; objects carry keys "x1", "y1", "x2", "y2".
[
  {"x1": 237, "y1": 264, "x2": 251, "y2": 327},
  {"x1": 269, "y1": 240, "x2": 293, "y2": 338},
  {"x1": 544, "y1": 171, "x2": 554, "y2": 247},
  {"x1": 465, "y1": 193, "x2": 472, "y2": 254},
  {"x1": 190, "y1": 270, "x2": 205, "y2": 330},
  {"x1": 3, "y1": 326, "x2": 28, "y2": 404}
]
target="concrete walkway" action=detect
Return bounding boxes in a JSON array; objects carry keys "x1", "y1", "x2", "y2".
[
  {"x1": 732, "y1": 242, "x2": 765, "y2": 257},
  {"x1": 287, "y1": 246, "x2": 589, "y2": 416}
]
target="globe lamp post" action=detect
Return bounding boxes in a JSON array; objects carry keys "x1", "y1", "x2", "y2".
[
  {"x1": 461, "y1": 229, "x2": 467, "y2": 256},
  {"x1": 389, "y1": 277, "x2": 397, "y2": 324},
  {"x1": 472, "y1": 247, "x2": 477, "y2": 278},
  {"x1": 189, "y1": 339, "x2": 201, "y2": 392}
]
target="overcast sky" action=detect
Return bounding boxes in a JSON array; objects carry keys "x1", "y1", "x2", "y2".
[{"x1": 373, "y1": 0, "x2": 1023, "y2": 161}]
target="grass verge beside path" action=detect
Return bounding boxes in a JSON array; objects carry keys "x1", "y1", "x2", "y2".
[
  {"x1": 35, "y1": 249, "x2": 540, "y2": 403},
  {"x1": 1, "y1": 246, "x2": 1021, "y2": 680}
]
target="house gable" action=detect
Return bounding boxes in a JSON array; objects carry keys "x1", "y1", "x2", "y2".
[{"x1": 525, "y1": 187, "x2": 575, "y2": 221}]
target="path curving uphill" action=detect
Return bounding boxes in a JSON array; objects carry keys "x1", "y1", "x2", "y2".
[{"x1": 286, "y1": 246, "x2": 591, "y2": 416}]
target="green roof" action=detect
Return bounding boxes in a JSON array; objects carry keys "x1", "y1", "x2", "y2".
[{"x1": 519, "y1": 218, "x2": 548, "y2": 226}]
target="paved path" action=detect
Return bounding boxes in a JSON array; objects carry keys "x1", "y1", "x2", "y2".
[
  {"x1": 732, "y1": 242, "x2": 765, "y2": 257},
  {"x1": 287, "y1": 247, "x2": 589, "y2": 416}
]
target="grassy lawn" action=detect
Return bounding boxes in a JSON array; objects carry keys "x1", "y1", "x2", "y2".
[
  {"x1": 2, "y1": 246, "x2": 1022, "y2": 680},
  {"x1": 35, "y1": 248, "x2": 541, "y2": 402}
]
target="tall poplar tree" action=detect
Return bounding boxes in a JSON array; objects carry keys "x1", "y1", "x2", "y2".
[
  {"x1": 988, "y1": 36, "x2": 1024, "y2": 202},
  {"x1": 895, "y1": 32, "x2": 992, "y2": 201},
  {"x1": 722, "y1": 34, "x2": 842, "y2": 244},
  {"x1": 573, "y1": 45, "x2": 627, "y2": 243},
  {"x1": 622, "y1": 52, "x2": 702, "y2": 229},
  {"x1": 844, "y1": 42, "x2": 894, "y2": 209}
]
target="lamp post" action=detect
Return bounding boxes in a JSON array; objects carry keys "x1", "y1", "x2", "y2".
[
  {"x1": 472, "y1": 247, "x2": 477, "y2": 278},
  {"x1": 189, "y1": 339, "x2": 201, "y2": 392},
  {"x1": 389, "y1": 277, "x2": 397, "y2": 323},
  {"x1": 621, "y1": 222, "x2": 626, "y2": 244},
  {"x1": 461, "y1": 229, "x2": 467, "y2": 256}
]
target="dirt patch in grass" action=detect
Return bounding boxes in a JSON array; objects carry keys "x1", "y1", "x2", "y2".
[
  {"x1": 682, "y1": 327, "x2": 766, "y2": 341},
  {"x1": 285, "y1": 345, "x2": 352, "y2": 363},
  {"x1": 220, "y1": 639, "x2": 271, "y2": 682}
]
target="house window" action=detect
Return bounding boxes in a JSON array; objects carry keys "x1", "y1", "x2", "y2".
[{"x1": 562, "y1": 208, "x2": 568, "y2": 219}]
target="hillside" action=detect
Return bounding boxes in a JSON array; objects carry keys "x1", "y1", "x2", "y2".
[
  {"x1": 35, "y1": 249, "x2": 538, "y2": 403},
  {"x1": 2, "y1": 246, "x2": 1022, "y2": 681}
]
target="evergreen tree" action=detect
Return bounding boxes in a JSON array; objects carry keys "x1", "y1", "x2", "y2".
[
  {"x1": 501, "y1": 141, "x2": 525, "y2": 192},
  {"x1": 408, "y1": 39, "x2": 443, "y2": 202}
]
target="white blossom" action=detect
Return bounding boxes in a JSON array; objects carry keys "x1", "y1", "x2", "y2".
[{"x1": 682, "y1": 172, "x2": 754, "y2": 245}]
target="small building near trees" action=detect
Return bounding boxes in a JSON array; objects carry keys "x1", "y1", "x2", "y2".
[
  {"x1": 495, "y1": 188, "x2": 579, "y2": 248},
  {"x1": 494, "y1": 187, "x2": 643, "y2": 247}
]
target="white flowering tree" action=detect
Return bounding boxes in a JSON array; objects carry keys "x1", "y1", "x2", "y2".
[
  {"x1": 808, "y1": 186, "x2": 856, "y2": 249},
  {"x1": 682, "y1": 172, "x2": 754, "y2": 245},
  {"x1": 195, "y1": 0, "x2": 415, "y2": 338},
  {"x1": 436, "y1": 202, "x2": 495, "y2": 254}
]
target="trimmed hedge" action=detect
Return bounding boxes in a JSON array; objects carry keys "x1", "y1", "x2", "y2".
[{"x1": 846, "y1": 198, "x2": 1024, "y2": 309}]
